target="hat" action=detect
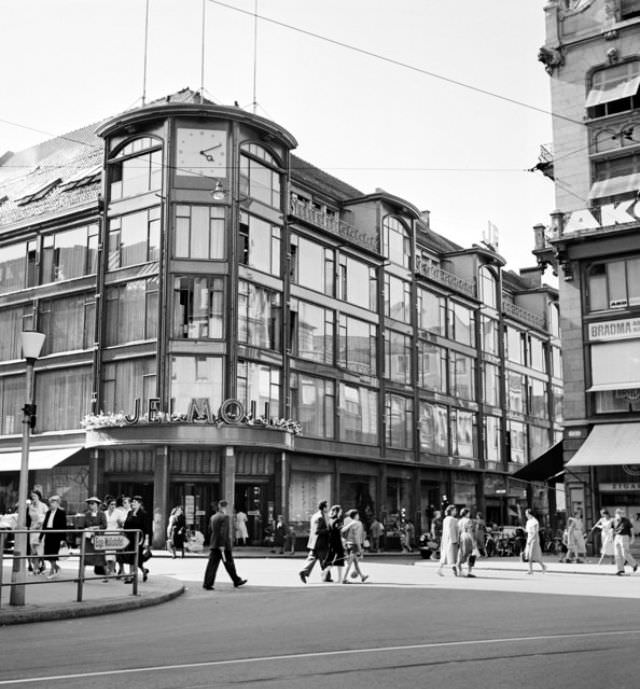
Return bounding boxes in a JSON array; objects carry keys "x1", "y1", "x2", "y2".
[{"x1": 85, "y1": 496, "x2": 101, "y2": 504}]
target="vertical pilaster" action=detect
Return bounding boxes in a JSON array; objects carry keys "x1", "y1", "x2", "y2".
[
  {"x1": 222, "y1": 446, "x2": 236, "y2": 510},
  {"x1": 153, "y1": 446, "x2": 170, "y2": 548}
]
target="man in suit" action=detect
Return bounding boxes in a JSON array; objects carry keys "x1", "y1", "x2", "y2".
[
  {"x1": 202, "y1": 500, "x2": 247, "y2": 591},
  {"x1": 39, "y1": 495, "x2": 67, "y2": 579},
  {"x1": 299, "y1": 500, "x2": 330, "y2": 584}
]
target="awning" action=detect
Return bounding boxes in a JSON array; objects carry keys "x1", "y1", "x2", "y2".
[
  {"x1": 0, "y1": 446, "x2": 83, "y2": 472},
  {"x1": 587, "y1": 382, "x2": 640, "y2": 392},
  {"x1": 566, "y1": 424, "x2": 640, "y2": 467},
  {"x1": 590, "y1": 172, "x2": 640, "y2": 200},
  {"x1": 585, "y1": 74, "x2": 640, "y2": 108},
  {"x1": 512, "y1": 441, "x2": 564, "y2": 482}
]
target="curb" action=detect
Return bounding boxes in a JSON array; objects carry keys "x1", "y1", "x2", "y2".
[{"x1": 0, "y1": 582, "x2": 186, "y2": 626}]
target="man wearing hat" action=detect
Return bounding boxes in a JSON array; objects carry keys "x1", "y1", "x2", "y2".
[{"x1": 203, "y1": 500, "x2": 247, "y2": 590}]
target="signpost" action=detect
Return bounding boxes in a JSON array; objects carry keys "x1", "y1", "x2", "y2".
[{"x1": 92, "y1": 533, "x2": 129, "y2": 550}]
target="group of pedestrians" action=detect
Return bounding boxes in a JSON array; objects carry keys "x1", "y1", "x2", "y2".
[{"x1": 298, "y1": 500, "x2": 369, "y2": 585}]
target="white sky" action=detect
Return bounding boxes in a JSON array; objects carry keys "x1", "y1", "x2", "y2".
[{"x1": 0, "y1": 0, "x2": 555, "y2": 273}]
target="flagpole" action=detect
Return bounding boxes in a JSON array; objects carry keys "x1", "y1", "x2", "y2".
[
  {"x1": 252, "y1": 0, "x2": 258, "y2": 113},
  {"x1": 142, "y1": 0, "x2": 150, "y2": 106},
  {"x1": 200, "y1": 0, "x2": 206, "y2": 103}
]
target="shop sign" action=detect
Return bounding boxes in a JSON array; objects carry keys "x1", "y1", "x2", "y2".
[
  {"x1": 93, "y1": 533, "x2": 129, "y2": 550},
  {"x1": 563, "y1": 199, "x2": 640, "y2": 235},
  {"x1": 599, "y1": 482, "x2": 640, "y2": 492},
  {"x1": 588, "y1": 317, "x2": 640, "y2": 342}
]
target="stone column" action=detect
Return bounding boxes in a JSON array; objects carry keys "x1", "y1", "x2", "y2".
[
  {"x1": 153, "y1": 446, "x2": 170, "y2": 549},
  {"x1": 221, "y1": 446, "x2": 236, "y2": 510}
]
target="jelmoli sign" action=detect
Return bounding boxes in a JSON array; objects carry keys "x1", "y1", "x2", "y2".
[
  {"x1": 588, "y1": 317, "x2": 640, "y2": 342},
  {"x1": 563, "y1": 199, "x2": 640, "y2": 234}
]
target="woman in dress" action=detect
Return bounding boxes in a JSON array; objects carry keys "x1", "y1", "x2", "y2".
[
  {"x1": 104, "y1": 496, "x2": 120, "y2": 576},
  {"x1": 235, "y1": 509, "x2": 249, "y2": 546},
  {"x1": 562, "y1": 511, "x2": 586, "y2": 563},
  {"x1": 456, "y1": 508, "x2": 477, "y2": 578},
  {"x1": 167, "y1": 506, "x2": 186, "y2": 559},
  {"x1": 122, "y1": 495, "x2": 152, "y2": 583},
  {"x1": 340, "y1": 509, "x2": 368, "y2": 584},
  {"x1": 591, "y1": 508, "x2": 615, "y2": 565},
  {"x1": 524, "y1": 508, "x2": 547, "y2": 574},
  {"x1": 27, "y1": 489, "x2": 48, "y2": 574},
  {"x1": 323, "y1": 505, "x2": 346, "y2": 583},
  {"x1": 82, "y1": 497, "x2": 107, "y2": 578}
]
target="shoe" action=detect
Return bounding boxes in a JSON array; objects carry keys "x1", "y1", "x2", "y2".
[
  {"x1": 324, "y1": 573, "x2": 333, "y2": 583},
  {"x1": 102, "y1": 578, "x2": 109, "y2": 583},
  {"x1": 123, "y1": 577, "x2": 134, "y2": 584},
  {"x1": 46, "y1": 571, "x2": 58, "y2": 579},
  {"x1": 361, "y1": 575, "x2": 369, "y2": 583},
  {"x1": 203, "y1": 585, "x2": 214, "y2": 590},
  {"x1": 467, "y1": 573, "x2": 476, "y2": 578},
  {"x1": 234, "y1": 579, "x2": 247, "y2": 588},
  {"x1": 452, "y1": 566, "x2": 458, "y2": 577},
  {"x1": 616, "y1": 571, "x2": 625, "y2": 576},
  {"x1": 299, "y1": 571, "x2": 307, "y2": 584},
  {"x1": 437, "y1": 569, "x2": 444, "y2": 577},
  {"x1": 342, "y1": 580, "x2": 350, "y2": 584},
  {"x1": 634, "y1": 564, "x2": 638, "y2": 573}
]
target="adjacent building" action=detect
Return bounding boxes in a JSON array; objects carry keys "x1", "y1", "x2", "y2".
[
  {"x1": 536, "y1": 0, "x2": 640, "y2": 525},
  {"x1": 0, "y1": 90, "x2": 561, "y2": 545}
]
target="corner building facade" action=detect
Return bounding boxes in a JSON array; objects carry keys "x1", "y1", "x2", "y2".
[
  {"x1": 538, "y1": 0, "x2": 640, "y2": 527},
  {"x1": 0, "y1": 92, "x2": 561, "y2": 545}
]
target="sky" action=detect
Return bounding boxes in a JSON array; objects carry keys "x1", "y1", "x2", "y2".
[{"x1": 0, "y1": 0, "x2": 555, "y2": 274}]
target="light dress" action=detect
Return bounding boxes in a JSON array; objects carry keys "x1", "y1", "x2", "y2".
[
  {"x1": 28, "y1": 500, "x2": 48, "y2": 556},
  {"x1": 594, "y1": 516, "x2": 615, "y2": 557},
  {"x1": 525, "y1": 516, "x2": 543, "y2": 562}
]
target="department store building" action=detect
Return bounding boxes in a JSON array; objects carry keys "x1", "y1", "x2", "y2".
[{"x1": 0, "y1": 90, "x2": 562, "y2": 545}]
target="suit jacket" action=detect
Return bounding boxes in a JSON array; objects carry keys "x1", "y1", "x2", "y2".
[
  {"x1": 306, "y1": 510, "x2": 329, "y2": 551},
  {"x1": 209, "y1": 511, "x2": 233, "y2": 550},
  {"x1": 39, "y1": 508, "x2": 67, "y2": 551}
]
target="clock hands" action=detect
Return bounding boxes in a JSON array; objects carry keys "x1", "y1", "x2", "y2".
[{"x1": 199, "y1": 143, "x2": 223, "y2": 162}]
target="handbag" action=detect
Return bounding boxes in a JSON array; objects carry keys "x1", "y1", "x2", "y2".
[
  {"x1": 141, "y1": 547, "x2": 153, "y2": 562},
  {"x1": 58, "y1": 543, "x2": 71, "y2": 559}
]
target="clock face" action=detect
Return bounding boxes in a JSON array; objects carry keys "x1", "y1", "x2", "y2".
[{"x1": 176, "y1": 128, "x2": 227, "y2": 178}]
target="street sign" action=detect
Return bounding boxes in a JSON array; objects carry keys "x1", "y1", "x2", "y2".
[{"x1": 93, "y1": 533, "x2": 129, "y2": 550}]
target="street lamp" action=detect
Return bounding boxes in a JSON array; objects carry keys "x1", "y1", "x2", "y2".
[{"x1": 9, "y1": 330, "x2": 45, "y2": 606}]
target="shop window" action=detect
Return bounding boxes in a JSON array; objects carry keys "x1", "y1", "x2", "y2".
[
  {"x1": 338, "y1": 383, "x2": 378, "y2": 444},
  {"x1": 338, "y1": 314, "x2": 377, "y2": 375},
  {"x1": 338, "y1": 255, "x2": 377, "y2": 311},
  {"x1": 109, "y1": 137, "x2": 162, "y2": 201},
  {"x1": 108, "y1": 207, "x2": 160, "y2": 270},
  {"x1": 384, "y1": 273, "x2": 411, "y2": 323},
  {"x1": 39, "y1": 293, "x2": 95, "y2": 355},
  {"x1": 172, "y1": 276, "x2": 224, "y2": 340},
  {"x1": 586, "y1": 62, "x2": 640, "y2": 119},
  {"x1": 105, "y1": 277, "x2": 158, "y2": 345},
  {"x1": 290, "y1": 299, "x2": 334, "y2": 364},
  {"x1": 384, "y1": 329, "x2": 412, "y2": 384},
  {"x1": 174, "y1": 205, "x2": 225, "y2": 260},
  {"x1": 239, "y1": 212, "x2": 281, "y2": 276},
  {"x1": 417, "y1": 341, "x2": 447, "y2": 393},
  {"x1": 385, "y1": 393, "x2": 414, "y2": 449},
  {"x1": 417, "y1": 287, "x2": 446, "y2": 335},
  {"x1": 290, "y1": 373, "x2": 334, "y2": 439},
  {"x1": 290, "y1": 234, "x2": 334, "y2": 296},
  {"x1": 238, "y1": 280, "x2": 281, "y2": 350},
  {"x1": 587, "y1": 257, "x2": 640, "y2": 311},
  {"x1": 382, "y1": 216, "x2": 411, "y2": 269},
  {"x1": 418, "y1": 402, "x2": 448, "y2": 455}
]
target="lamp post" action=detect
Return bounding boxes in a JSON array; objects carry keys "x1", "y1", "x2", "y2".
[{"x1": 9, "y1": 330, "x2": 45, "y2": 606}]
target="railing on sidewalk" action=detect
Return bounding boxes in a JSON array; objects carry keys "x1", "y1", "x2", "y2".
[{"x1": 0, "y1": 528, "x2": 142, "y2": 608}]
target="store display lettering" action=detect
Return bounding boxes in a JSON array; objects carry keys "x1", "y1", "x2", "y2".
[
  {"x1": 82, "y1": 398, "x2": 302, "y2": 434},
  {"x1": 588, "y1": 317, "x2": 640, "y2": 342},
  {"x1": 599, "y1": 482, "x2": 640, "y2": 492},
  {"x1": 562, "y1": 199, "x2": 640, "y2": 235}
]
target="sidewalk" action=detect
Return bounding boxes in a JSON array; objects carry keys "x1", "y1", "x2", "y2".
[{"x1": 0, "y1": 564, "x2": 185, "y2": 626}]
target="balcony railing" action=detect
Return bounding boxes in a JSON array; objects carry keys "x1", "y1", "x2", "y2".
[
  {"x1": 288, "y1": 198, "x2": 380, "y2": 253},
  {"x1": 503, "y1": 300, "x2": 545, "y2": 329},
  {"x1": 415, "y1": 256, "x2": 476, "y2": 298}
]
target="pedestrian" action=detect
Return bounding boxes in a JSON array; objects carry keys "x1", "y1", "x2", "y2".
[
  {"x1": 613, "y1": 508, "x2": 638, "y2": 576},
  {"x1": 27, "y1": 489, "x2": 48, "y2": 574},
  {"x1": 437, "y1": 504, "x2": 459, "y2": 576},
  {"x1": 474, "y1": 512, "x2": 488, "y2": 557},
  {"x1": 457, "y1": 508, "x2": 477, "y2": 578},
  {"x1": 122, "y1": 495, "x2": 152, "y2": 583},
  {"x1": 369, "y1": 517, "x2": 384, "y2": 552},
  {"x1": 202, "y1": 500, "x2": 247, "y2": 590},
  {"x1": 104, "y1": 496, "x2": 120, "y2": 576},
  {"x1": 172, "y1": 506, "x2": 187, "y2": 558},
  {"x1": 323, "y1": 505, "x2": 346, "y2": 583},
  {"x1": 39, "y1": 495, "x2": 67, "y2": 579},
  {"x1": 284, "y1": 525, "x2": 297, "y2": 554},
  {"x1": 114, "y1": 495, "x2": 130, "y2": 578},
  {"x1": 82, "y1": 497, "x2": 107, "y2": 579},
  {"x1": 524, "y1": 508, "x2": 547, "y2": 574},
  {"x1": 341, "y1": 509, "x2": 369, "y2": 583},
  {"x1": 272, "y1": 514, "x2": 287, "y2": 554},
  {"x1": 235, "y1": 508, "x2": 249, "y2": 546},
  {"x1": 590, "y1": 509, "x2": 615, "y2": 565},
  {"x1": 561, "y1": 511, "x2": 586, "y2": 563},
  {"x1": 299, "y1": 500, "x2": 330, "y2": 584}
]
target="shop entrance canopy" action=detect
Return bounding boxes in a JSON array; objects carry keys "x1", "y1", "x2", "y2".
[
  {"x1": 512, "y1": 441, "x2": 564, "y2": 482},
  {"x1": 0, "y1": 446, "x2": 83, "y2": 472},
  {"x1": 566, "y1": 424, "x2": 640, "y2": 467}
]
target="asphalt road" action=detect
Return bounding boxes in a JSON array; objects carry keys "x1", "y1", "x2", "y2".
[{"x1": 1, "y1": 563, "x2": 639, "y2": 689}]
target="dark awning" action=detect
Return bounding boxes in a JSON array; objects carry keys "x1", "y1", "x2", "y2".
[{"x1": 512, "y1": 441, "x2": 564, "y2": 482}]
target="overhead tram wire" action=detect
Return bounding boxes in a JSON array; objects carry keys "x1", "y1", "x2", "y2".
[{"x1": 206, "y1": 0, "x2": 587, "y2": 130}]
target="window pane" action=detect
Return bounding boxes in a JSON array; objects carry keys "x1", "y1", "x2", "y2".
[
  {"x1": 419, "y1": 402, "x2": 448, "y2": 455},
  {"x1": 170, "y1": 356, "x2": 223, "y2": 416},
  {"x1": 36, "y1": 367, "x2": 92, "y2": 431},
  {"x1": 291, "y1": 373, "x2": 334, "y2": 439},
  {"x1": 0, "y1": 242, "x2": 26, "y2": 294},
  {"x1": 295, "y1": 301, "x2": 333, "y2": 364},
  {"x1": 339, "y1": 384, "x2": 378, "y2": 443}
]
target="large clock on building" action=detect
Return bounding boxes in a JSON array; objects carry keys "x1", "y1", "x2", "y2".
[{"x1": 175, "y1": 127, "x2": 227, "y2": 178}]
